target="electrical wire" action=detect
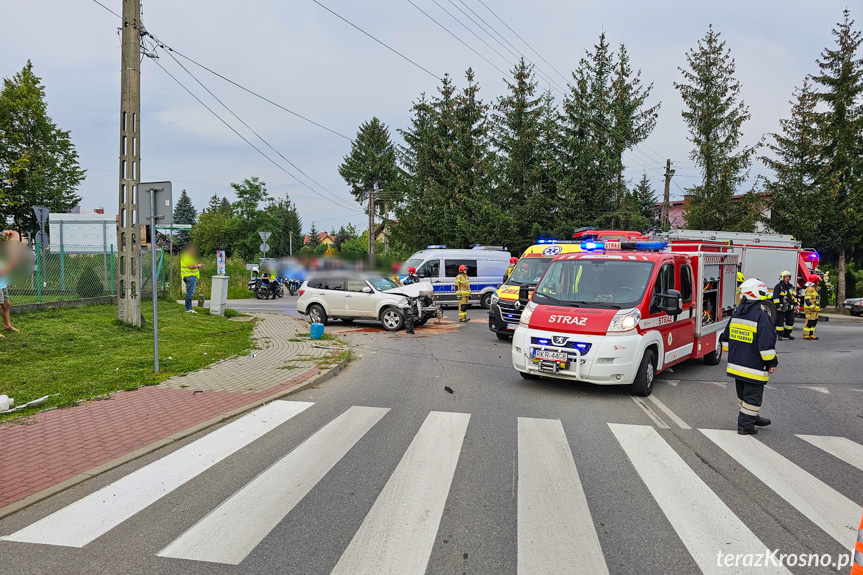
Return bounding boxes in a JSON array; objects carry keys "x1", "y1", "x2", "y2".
[{"x1": 90, "y1": 0, "x2": 120, "y2": 18}]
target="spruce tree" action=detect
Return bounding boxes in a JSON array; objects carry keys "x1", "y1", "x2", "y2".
[
  {"x1": 762, "y1": 81, "x2": 822, "y2": 247},
  {"x1": 809, "y1": 9, "x2": 863, "y2": 306},
  {"x1": 172, "y1": 190, "x2": 196, "y2": 248},
  {"x1": 206, "y1": 194, "x2": 222, "y2": 213},
  {"x1": 675, "y1": 26, "x2": 760, "y2": 231},
  {"x1": 0, "y1": 61, "x2": 85, "y2": 237},
  {"x1": 633, "y1": 173, "x2": 658, "y2": 228},
  {"x1": 307, "y1": 222, "x2": 320, "y2": 248},
  {"x1": 266, "y1": 198, "x2": 302, "y2": 257}
]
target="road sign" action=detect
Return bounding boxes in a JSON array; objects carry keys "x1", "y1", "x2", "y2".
[
  {"x1": 258, "y1": 231, "x2": 272, "y2": 243},
  {"x1": 138, "y1": 182, "x2": 174, "y2": 226},
  {"x1": 33, "y1": 206, "x2": 50, "y2": 226},
  {"x1": 260, "y1": 243, "x2": 270, "y2": 253}
]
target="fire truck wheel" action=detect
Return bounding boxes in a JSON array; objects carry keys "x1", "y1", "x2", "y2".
[
  {"x1": 630, "y1": 349, "x2": 656, "y2": 397},
  {"x1": 519, "y1": 371, "x2": 539, "y2": 380},
  {"x1": 702, "y1": 346, "x2": 722, "y2": 365}
]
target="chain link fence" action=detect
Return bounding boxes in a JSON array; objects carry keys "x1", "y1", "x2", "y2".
[{"x1": 7, "y1": 243, "x2": 168, "y2": 305}]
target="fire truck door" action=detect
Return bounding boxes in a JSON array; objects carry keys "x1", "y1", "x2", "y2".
[{"x1": 676, "y1": 262, "x2": 696, "y2": 354}]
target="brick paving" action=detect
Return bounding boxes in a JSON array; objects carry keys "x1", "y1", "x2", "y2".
[{"x1": 0, "y1": 314, "x2": 344, "y2": 511}]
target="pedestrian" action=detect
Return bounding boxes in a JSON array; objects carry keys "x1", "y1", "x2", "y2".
[
  {"x1": 503, "y1": 257, "x2": 518, "y2": 283},
  {"x1": 403, "y1": 266, "x2": 420, "y2": 285},
  {"x1": 456, "y1": 264, "x2": 471, "y2": 323},
  {"x1": 772, "y1": 270, "x2": 796, "y2": 340},
  {"x1": 720, "y1": 278, "x2": 777, "y2": 435},
  {"x1": 180, "y1": 244, "x2": 204, "y2": 313},
  {"x1": 389, "y1": 262, "x2": 402, "y2": 286},
  {"x1": 0, "y1": 232, "x2": 20, "y2": 337},
  {"x1": 802, "y1": 279, "x2": 821, "y2": 340}
]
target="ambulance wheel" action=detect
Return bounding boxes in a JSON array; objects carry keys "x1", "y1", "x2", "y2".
[
  {"x1": 702, "y1": 346, "x2": 722, "y2": 365},
  {"x1": 496, "y1": 333, "x2": 511, "y2": 340},
  {"x1": 630, "y1": 350, "x2": 656, "y2": 397},
  {"x1": 519, "y1": 371, "x2": 539, "y2": 380},
  {"x1": 480, "y1": 293, "x2": 492, "y2": 309}
]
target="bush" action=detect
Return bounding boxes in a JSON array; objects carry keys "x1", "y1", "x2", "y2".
[{"x1": 76, "y1": 266, "x2": 105, "y2": 298}]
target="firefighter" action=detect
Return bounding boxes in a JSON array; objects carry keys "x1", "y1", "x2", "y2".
[
  {"x1": 389, "y1": 262, "x2": 402, "y2": 286},
  {"x1": 503, "y1": 257, "x2": 518, "y2": 282},
  {"x1": 736, "y1": 270, "x2": 745, "y2": 304},
  {"x1": 456, "y1": 264, "x2": 471, "y2": 322},
  {"x1": 772, "y1": 270, "x2": 796, "y2": 340},
  {"x1": 720, "y1": 278, "x2": 778, "y2": 435},
  {"x1": 802, "y1": 279, "x2": 821, "y2": 340},
  {"x1": 403, "y1": 266, "x2": 420, "y2": 285}
]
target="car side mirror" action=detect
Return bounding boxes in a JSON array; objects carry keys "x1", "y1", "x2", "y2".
[
  {"x1": 654, "y1": 289, "x2": 683, "y2": 316},
  {"x1": 362, "y1": 286, "x2": 371, "y2": 294}
]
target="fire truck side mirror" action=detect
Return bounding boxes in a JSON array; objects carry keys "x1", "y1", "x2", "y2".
[{"x1": 655, "y1": 289, "x2": 683, "y2": 316}]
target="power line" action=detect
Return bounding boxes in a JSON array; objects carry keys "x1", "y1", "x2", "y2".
[
  {"x1": 311, "y1": 0, "x2": 442, "y2": 81},
  {"x1": 90, "y1": 0, "x2": 120, "y2": 18}
]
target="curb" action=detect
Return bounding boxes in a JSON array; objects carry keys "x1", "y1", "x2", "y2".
[{"x1": 0, "y1": 355, "x2": 350, "y2": 521}]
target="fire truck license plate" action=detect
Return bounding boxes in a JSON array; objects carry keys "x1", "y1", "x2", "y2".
[{"x1": 532, "y1": 349, "x2": 568, "y2": 362}]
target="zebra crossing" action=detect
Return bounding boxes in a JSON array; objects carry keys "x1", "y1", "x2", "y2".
[{"x1": 2, "y1": 399, "x2": 861, "y2": 574}]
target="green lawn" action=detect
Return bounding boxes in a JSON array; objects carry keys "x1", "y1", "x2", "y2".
[{"x1": 0, "y1": 302, "x2": 255, "y2": 421}]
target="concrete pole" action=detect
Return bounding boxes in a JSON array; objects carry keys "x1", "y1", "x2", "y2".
[{"x1": 117, "y1": 0, "x2": 142, "y2": 326}]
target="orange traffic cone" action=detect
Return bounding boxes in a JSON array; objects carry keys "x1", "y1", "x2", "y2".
[{"x1": 852, "y1": 510, "x2": 863, "y2": 575}]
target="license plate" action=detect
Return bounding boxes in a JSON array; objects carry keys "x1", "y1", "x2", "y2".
[
  {"x1": 532, "y1": 349, "x2": 568, "y2": 362},
  {"x1": 506, "y1": 323, "x2": 518, "y2": 330}
]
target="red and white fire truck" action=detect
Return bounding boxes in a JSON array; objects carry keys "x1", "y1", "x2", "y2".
[{"x1": 511, "y1": 239, "x2": 738, "y2": 396}]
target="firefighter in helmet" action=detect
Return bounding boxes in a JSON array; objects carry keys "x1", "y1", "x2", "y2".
[
  {"x1": 802, "y1": 278, "x2": 821, "y2": 340},
  {"x1": 772, "y1": 270, "x2": 796, "y2": 340},
  {"x1": 389, "y1": 262, "x2": 402, "y2": 286},
  {"x1": 403, "y1": 266, "x2": 420, "y2": 285},
  {"x1": 503, "y1": 257, "x2": 518, "y2": 282},
  {"x1": 736, "y1": 270, "x2": 745, "y2": 304},
  {"x1": 720, "y1": 278, "x2": 778, "y2": 435},
  {"x1": 456, "y1": 264, "x2": 471, "y2": 322}
]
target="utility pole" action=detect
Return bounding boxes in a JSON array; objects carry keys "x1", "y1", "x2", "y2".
[
  {"x1": 367, "y1": 186, "x2": 375, "y2": 264},
  {"x1": 289, "y1": 230, "x2": 293, "y2": 256},
  {"x1": 117, "y1": 0, "x2": 142, "y2": 326},
  {"x1": 661, "y1": 159, "x2": 675, "y2": 230}
]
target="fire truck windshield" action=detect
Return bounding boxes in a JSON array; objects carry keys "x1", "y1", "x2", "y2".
[
  {"x1": 506, "y1": 257, "x2": 552, "y2": 285},
  {"x1": 533, "y1": 259, "x2": 655, "y2": 309}
]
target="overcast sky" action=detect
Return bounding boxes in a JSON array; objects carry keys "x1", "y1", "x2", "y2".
[{"x1": 1, "y1": 0, "x2": 853, "y2": 233}]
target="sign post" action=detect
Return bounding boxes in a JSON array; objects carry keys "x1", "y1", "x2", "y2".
[{"x1": 139, "y1": 182, "x2": 173, "y2": 374}]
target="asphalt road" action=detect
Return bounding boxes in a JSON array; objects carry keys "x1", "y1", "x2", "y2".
[{"x1": 1, "y1": 310, "x2": 861, "y2": 575}]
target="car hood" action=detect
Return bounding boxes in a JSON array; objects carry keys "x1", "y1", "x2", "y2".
[{"x1": 384, "y1": 281, "x2": 434, "y2": 298}]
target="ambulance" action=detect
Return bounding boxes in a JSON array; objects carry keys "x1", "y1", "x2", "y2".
[
  {"x1": 511, "y1": 239, "x2": 739, "y2": 396},
  {"x1": 488, "y1": 230, "x2": 646, "y2": 340}
]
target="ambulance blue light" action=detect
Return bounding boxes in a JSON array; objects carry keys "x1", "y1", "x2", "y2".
[
  {"x1": 536, "y1": 338, "x2": 550, "y2": 345},
  {"x1": 574, "y1": 342, "x2": 590, "y2": 351},
  {"x1": 426, "y1": 245, "x2": 447, "y2": 249},
  {"x1": 580, "y1": 241, "x2": 603, "y2": 251},
  {"x1": 537, "y1": 238, "x2": 558, "y2": 244}
]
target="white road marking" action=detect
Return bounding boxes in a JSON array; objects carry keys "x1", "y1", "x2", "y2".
[
  {"x1": 765, "y1": 385, "x2": 777, "y2": 390},
  {"x1": 630, "y1": 396, "x2": 669, "y2": 429},
  {"x1": 158, "y1": 406, "x2": 389, "y2": 565},
  {"x1": 610, "y1": 424, "x2": 791, "y2": 575},
  {"x1": 701, "y1": 429, "x2": 860, "y2": 549},
  {"x1": 800, "y1": 386, "x2": 830, "y2": 394},
  {"x1": 517, "y1": 418, "x2": 609, "y2": 575},
  {"x1": 796, "y1": 435, "x2": 863, "y2": 473},
  {"x1": 2, "y1": 401, "x2": 313, "y2": 548},
  {"x1": 664, "y1": 379, "x2": 679, "y2": 387},
  {"x1": 709, "y1": 381, "x2": 728, "y2": 388},
  {"x1": 646, "y1": 395, "x2": 691, "y2": 429},
  {"x1": 330, "y1": 411, "x2": 470, "y2": 575}
]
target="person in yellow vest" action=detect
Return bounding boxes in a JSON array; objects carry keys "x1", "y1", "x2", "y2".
[
  {"x1": 456, "y1": 265, "x2": 471, "y2": 322},
  {"x1": 389, "y1": 262, "x2": 402, "y2": 286},
  {"x1": 503, "y1": 257, "x2": 518, "y2": 282},
  {"x1": 802, "y1": 279, "x2": 821, "y2": 340},
  {"x1": 180, "y1": 244, "x2": 204, "y2": 313}
]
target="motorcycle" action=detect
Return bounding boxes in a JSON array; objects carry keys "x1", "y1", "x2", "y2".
[
  {"x1": 286, "y1": 279, "x2": 301, "y2": 296},
  {"x1": 248, "y1": 275, "x2": 285, "y2": 300}
]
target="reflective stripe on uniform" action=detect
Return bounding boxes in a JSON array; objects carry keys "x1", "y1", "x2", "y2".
[
  {"x1": 739, "y1": 401, "x2": 761, "y2": 416},
  {"x1": 727, "y1": 363, "x2": 769, "y2": 382},
  {"x1": 776, "y1": 325, "x2": 785, "y2": 332},
  {"x1": 721, "y1": 343, "x2": 729, "y2": 351},
  {"x1": 759, "y1": 349, "x2": 776, "y2": 361},
  {"x1": 731, "y1": 318, "x2": 758, "y2": 329}
]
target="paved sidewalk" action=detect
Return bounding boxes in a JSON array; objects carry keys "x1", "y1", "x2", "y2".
[{"x1": 0, "y1": 314, "x2": 347, "y2": 514}]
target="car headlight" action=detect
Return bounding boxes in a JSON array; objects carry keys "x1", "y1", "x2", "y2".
[
  {"x1": 856, "y1": 301, "x2": 863, "y2": 306},
  {"x1": 607, "y1": 308, "x2": 641, "y2": 333},
  {"x1": 491, "y1": 293, "x2": 499, "y2": 306},
  {"x1": 519, "y1": 301, "x2": 537, "y2": 326}
]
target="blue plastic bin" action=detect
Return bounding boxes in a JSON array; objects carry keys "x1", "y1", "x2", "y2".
[{"x1": 310, "y1": 322, "x2": 324, "y2": 340}]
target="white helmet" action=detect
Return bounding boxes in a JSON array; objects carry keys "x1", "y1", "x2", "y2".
[{"x1": 740, "y1": 278, "x2": 769, "y2": 301}]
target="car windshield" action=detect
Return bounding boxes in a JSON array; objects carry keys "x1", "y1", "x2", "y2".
[
  {"x1": 506, "y1": 257, "x2": 552, "y2": 285},
  {"x1": 533, "y1": 259, "x2": 655, "y2": 309},
  {"x1": 402, "y1": 259, "x2": 424, "y2": 274},
  {"x1": 370, "y1": 276, "x2": 400, "y2": 291}
]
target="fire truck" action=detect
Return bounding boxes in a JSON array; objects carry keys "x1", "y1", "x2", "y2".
[
  {"x1": 488, "y1": 230, "x2": 645, "y2": 340},
  {"x1": 511, "y1": 239, "x2": 738, "y2": 396}
]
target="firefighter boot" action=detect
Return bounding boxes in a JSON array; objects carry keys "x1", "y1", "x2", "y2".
[
  {"x1": 755, "y1": 416, "x2": 771, "y2": 427},
  {"x1": 737, "y1": 426, "x2": 758, "y2": 435}
]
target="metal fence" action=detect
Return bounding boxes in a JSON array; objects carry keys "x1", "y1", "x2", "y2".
[{"x1": 7, "y1": 243, "x2": 167, "y2": 305}]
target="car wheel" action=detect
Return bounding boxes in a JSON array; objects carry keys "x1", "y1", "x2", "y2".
[
  {"x1": 630, "y1": 349, "x2": 657, "y2": 396},
  {"x1": 519, "y1": 371, "x2": 539, "y2": 380},
  {"x1": 851, "y1": 310, "x2": 862, "y2": 317},
  {"x1": 380, "y1": 308, "x2": 405, "y2": 331},
  {"x1": 702, "y1": 346, "x2": 722, "y2": 365},
  {"x1": 480, "y1": 293, "x2": 492, "y2": 309},
  {"x1": 496, "y1": 333, "x2": 511, "y2": 341},
  {"x1": 308, "y1": 304, "x2": 328, "y2": 325}
]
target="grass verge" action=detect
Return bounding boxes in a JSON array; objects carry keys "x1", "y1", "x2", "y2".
[{"x1": 0, "y1": 302, "x2": 255, "y2": 421}]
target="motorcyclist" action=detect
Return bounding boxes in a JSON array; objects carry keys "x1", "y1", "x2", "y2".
[
  {"x1": 503, "y1": 257, "x2": 518, "y2": 282},
  {"x1": 262, "y1": 273, "x2": 279, "y2": 300}
]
